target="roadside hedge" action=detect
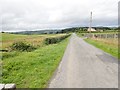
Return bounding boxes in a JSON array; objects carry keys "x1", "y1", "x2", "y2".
[
  {"x1": 9, "y1": 34, "x2": 70, "y2": 51},
  {"x1": 44, "y1": 34, "x2": 70, "y2": 45}
]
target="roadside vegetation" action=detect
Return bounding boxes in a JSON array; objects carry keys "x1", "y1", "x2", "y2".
[
  {"x1": 1, "y1": 33, "x2": 70, "y2": 88},
  {"x1": 1, "y1": 28, "x2": 119, "y2": 88},
  {"x1": 77, "y1": 32, "x2": 119, "y2": 59},
  {"x1": 1, "y1": 33, "x2": 68, "y2": 50},
  {"x1": 44, "y1": 34, "x2": 70, "y2": 45},
  {"x1": 84, "y1": 38, "x2": 118, "y2": 59}
]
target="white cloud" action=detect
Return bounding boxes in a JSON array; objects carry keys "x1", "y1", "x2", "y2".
[{"x1": 1, "y1": 0, "x2": 119, "y2": 31}]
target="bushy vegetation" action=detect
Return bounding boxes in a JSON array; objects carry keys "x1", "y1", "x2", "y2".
[
  {"x1": 10, "y1": 42, "x2": 36, "y2": 52},
  {"x1": 2, "y1": 37, "x2": 70, "y2": 88},
  {"x1": 44, "y1": 34, "x2": 70, "y2": 45},
  {"x1": 2, "y1": 33, "x2": 71, "y2": 88}
]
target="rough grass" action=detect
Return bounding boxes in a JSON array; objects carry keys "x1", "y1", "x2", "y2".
[
  {"x1": 84, "y1": 38, "x2": 119, "y2": 59},
  {"x1": 2, "y1": 37, "x2": 70, "y2": 88},
  {"x1": 1, "y1": 33, "x2": 67, "y2": 50},
  {"x1": 1, "y1": 33, "x2": 44, "y2": 50}
]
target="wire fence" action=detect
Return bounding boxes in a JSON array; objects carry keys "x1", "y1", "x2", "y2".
[{"x1": 83, "y1": 33, "x2": 119, "y2": 39}]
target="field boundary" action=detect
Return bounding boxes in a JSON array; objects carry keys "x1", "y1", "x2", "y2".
[{"x1": 83, "y1": 33, "x2": 119, "y2": 38}]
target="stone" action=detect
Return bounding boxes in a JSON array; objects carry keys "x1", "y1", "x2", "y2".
[
  {"x1": 5, "y1": 84, "x2": 16, "y2": 89},
  {"x1": 0, "y1": 84, "x2": 5, "y2": 90}
]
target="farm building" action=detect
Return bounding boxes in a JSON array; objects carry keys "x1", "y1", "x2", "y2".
[{"x1": 87, "y1": 28, "x2": 96, "y2": 32}]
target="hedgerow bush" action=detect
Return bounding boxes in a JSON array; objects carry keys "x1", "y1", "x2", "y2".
[
  {"x1": 10, "y1": 42, "x2": 36, "y2": 52},
  {"x1": 44, "y1": 34, "x2": 70, "y2": 45}
]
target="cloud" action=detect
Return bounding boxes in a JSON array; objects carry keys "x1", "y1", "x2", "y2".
[{"x1": 1, "y1": 0, "x2": 119, "y2": 32}]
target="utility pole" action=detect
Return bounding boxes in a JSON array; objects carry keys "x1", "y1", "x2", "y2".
[{"x1": 89, "y1": 12, "x2": 92, "y2": 33}]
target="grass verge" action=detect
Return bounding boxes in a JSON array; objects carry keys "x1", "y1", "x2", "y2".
[
  {"x1": 2, "y1": 37, "x2": 70, "y2": 88},
  {"x1": 84, "y1": 38, "x2": 119, "y2": 59}
]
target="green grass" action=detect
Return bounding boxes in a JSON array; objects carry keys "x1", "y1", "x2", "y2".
[
  {"x1": 1, "y1": 33, "x2": 68, "y2": 50},
  {"x1": 1, "y1": 33, "x2": 29, "y2": 42},
  {"x1": 1, "y1": 33, "x2": 68, "y2": 42},
  {"x1": 84, "y1": 38, "x2": 119, "y2": 59},
  {"x1": 2, "y1": 37, "x2": 69, "y2": 88}
]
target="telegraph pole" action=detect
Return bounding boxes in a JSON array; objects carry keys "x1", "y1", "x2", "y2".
[{"x1": 89, "y1": 12, "x2": 92, "y2": 33}]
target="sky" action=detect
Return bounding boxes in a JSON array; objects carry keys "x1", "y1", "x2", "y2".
[{"x1": 0, "y1": 0, "x2": 119, "y2": 32}]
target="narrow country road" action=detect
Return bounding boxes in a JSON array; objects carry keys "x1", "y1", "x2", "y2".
[{"x1": 48, "y1": 33, "x2": 118, "y2": 88}]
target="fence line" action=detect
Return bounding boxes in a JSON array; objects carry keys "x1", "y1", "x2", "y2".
[{"x1": 84, "y1": 33, "x2": 119, "y2": 39}]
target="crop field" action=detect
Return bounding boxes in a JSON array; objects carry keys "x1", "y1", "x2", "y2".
[{"x1": 1, "y1": 33, "x2": 70, "y2": 88}]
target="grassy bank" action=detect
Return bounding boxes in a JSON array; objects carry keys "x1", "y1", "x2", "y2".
[
  {"x1": 2, "y1": 37, "x2": 70, "y2": 88},
  {"x1": 84, "y1": 38, "x2": 119, "y2": 59}
]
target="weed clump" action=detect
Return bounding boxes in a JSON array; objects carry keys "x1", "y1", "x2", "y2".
[{"x1": 10, "y1": 42, "x2": 36, "y2": 52}]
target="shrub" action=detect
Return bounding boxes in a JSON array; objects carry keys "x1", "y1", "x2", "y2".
[
  {"x1": 44, "y1": 34, "x2": 70, "y2": 45},
  {"x1": 10, "y1": 42, "x2": 36, "y2": 52}
]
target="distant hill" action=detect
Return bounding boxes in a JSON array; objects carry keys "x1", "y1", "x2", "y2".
[
  {"x1": 11, "y1": 30, "x2": 62, "y2": 35},
  {"x1": 9, "y1": 26, "x2": 118, "y2": 35}
]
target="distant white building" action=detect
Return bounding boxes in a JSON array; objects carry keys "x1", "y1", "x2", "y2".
[{"x1": 87, "y1": 28, "x2": 96, "y2": 32}]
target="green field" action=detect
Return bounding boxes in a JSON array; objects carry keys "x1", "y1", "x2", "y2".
[
  {"x1": 1, "y1": 33, "x2": 64, "y2": 42},
  {"x1": 1, "y1": 33, "x2": 68, "y2": 50},
  {"x1": 1, "y1": 33, "x2": 70, "y2": 88}
]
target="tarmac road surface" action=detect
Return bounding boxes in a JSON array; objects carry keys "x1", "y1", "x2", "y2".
[{"x1": 48, "y1": 33, "x2": 118, "y2": 88}]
